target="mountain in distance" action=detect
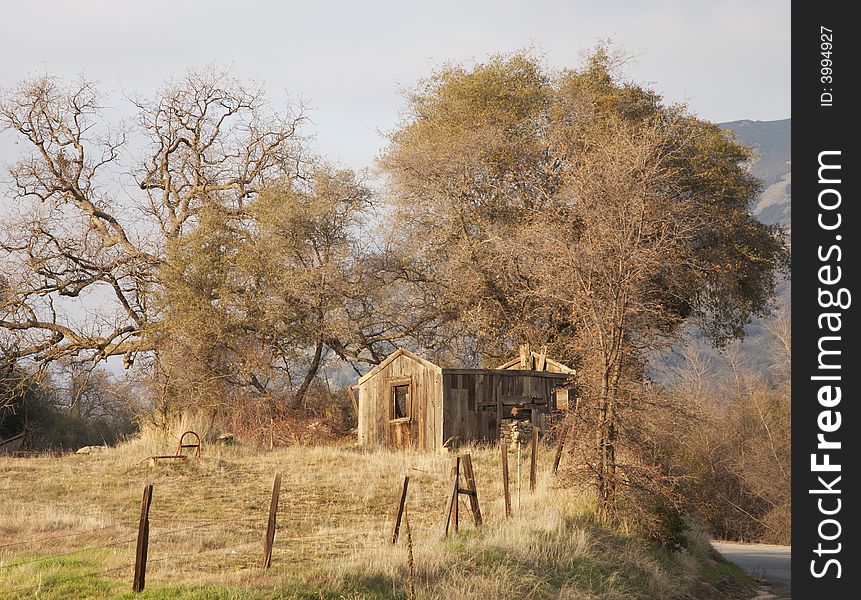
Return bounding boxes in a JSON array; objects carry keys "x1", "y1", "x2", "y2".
[
  {"x1": 688, "y1": 118, "x2": 790, "y2": 379},
  {"x1": 720, "y1": 118, "x2": 791, "y2": 229}
]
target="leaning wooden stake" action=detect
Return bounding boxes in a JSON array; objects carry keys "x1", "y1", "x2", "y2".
[
  {"x1": 392, "y1": 475, "x2": 410, "y2": 544},
  {"x1": 501, "y1": 442, "x2": 512, "y2": 518},
  {"x1": 262, "y1": 473, "x2": 282, "y2": 568},
  {"x1": 452, "y1": 456, "x2": 460, "y2": 532},
  {"x1": 132, "y1": 483, "x2": 153, "y2": 593},
  {"x1": 553, "y1": 423, "x2": 571, "y2": 475},
  {"x1": 460, "y1": 453, "x2": 482, "y2": 526},
  {"x1": 530, "y1": 425, "x2": 539, "y2": 493},
  {"x1": 444, "y1": 456, "x2": 460, "y2": 537}
]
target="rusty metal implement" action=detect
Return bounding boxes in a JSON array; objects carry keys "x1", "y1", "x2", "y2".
[
  {"x1": 145, "y1": 430, "x2": 201, "y2": 465},
  {"x1": 176, "y1": 431, "x2": 201, "y2": 458}
]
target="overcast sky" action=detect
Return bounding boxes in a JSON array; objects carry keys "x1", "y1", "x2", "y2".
[{"x1": 1, "y1": 0, "x2": 790, "y2": 171}]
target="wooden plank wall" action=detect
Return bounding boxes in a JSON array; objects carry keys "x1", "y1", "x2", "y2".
[
  {"x1": 442, "y1": 371, "x2": 566, "y2": 446},
  {"x1": 359, "y1": 356, "x2": 569, "y2": 451},
  {"x1": 357, "y1": 354, "x2": 443, "y2": 451}
]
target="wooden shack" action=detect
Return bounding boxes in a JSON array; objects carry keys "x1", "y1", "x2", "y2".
[{"x1": 356, "y1": 347, "x2": 574, "y2": 451}]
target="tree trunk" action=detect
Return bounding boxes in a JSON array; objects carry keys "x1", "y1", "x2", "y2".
[
  {"x1": 596, "y1": 327, "x2": 624, "y2": 519},
  {"x1": 292, "y1": 338, "x2": 323, "y2": 409},
  {"x1": 597, "y1": 365, "x2": 612, "y2": 517}
]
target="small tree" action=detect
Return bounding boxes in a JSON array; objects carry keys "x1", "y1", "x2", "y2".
[{"x1": 157, "y1": 167, "x2": 383, "y2": 413}]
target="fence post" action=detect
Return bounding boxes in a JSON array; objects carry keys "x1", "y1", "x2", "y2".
[
  {"x1": 262, "y1": 473, "x2": 282, "y2": 568},
  {"x1": 405, "y1": 507, "x2": 416, "y2": 600},
  {"x1": 392, "y1": 475, "x2": 410, "y2": 544},
  {"x1": 461, "y1": 453, "x2": 482, "y2": 526},
  {"x1": 553, "y1": 423, "x2": 570, "y2": 475},
  {"x1": 132, "y1": 483, "x2": 153, "y2": 593},
  {"x1": 517, "y1": 442, "x2": 522, "y2": 509},
  {"x1": 444, "y1": 456, "x2": 460, "y2": 537},
  {"x1": 454, "y1": 456, "x2": 460, "y2": 532},
  {"x1": 501, "y1": 441, "x2": 512, "y2": 518},
  {"x1": 530, "y1": 425, "x2": 539, "y2": 493}
]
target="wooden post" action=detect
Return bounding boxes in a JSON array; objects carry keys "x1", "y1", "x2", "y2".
[
  {"x1": 132, "y1": 483, "x2": 153, "y2": 593},
  {"x1": 392, "y1": 475, "x2": 410, "y2": 544},
  {"x1": 530, "y1": 426, "x2": 539, "y2": 493},
  {"x1": 452, "y1": 456, "x2": 460, "y2": 533},
  {"x1": 262, "y1": 473, "x2": 281, "y2": 568},
  {"x1": 444, "y1": 456, "x2": 460, "y2": 537},
  {"x1": 405, "y1": 508, "x2": 416, "y2": 600},
  {"x1": 519, "y1": 343, "x2": 530, "y2": 369},
  {"x1": 517, "y1": 442, "x2": 522, "y2": 510},
  {"x1": 501, "y1": 442, "x2": 512, "y2": 518},
  {"x1": 460, "y1": 453, "x2": 482, "y2": 526},
  {"x1": 536, "y1": 346, "x2": 547, "y2": 371},
  {"x1": 553, "y1": 423, "x2": 570, "y2": 475}
]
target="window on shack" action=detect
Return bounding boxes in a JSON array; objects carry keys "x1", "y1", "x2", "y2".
[{"x1": 390, "y1": 380, "x2": 411, "y2": 422}]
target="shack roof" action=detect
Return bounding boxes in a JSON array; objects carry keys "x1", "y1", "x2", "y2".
[
  {"x1": 496, "y1": 347, "x2": 576, "y2": 375},
  {"x1": 357, "y1": 347, "x2": 442, "y2": 384},
  {"x1": 358, "y1": 347, "x2": 574, "y2": 385}
]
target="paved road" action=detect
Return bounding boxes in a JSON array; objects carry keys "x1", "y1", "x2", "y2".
[{"x1": 713, "y1": 541, "x2": 791, "y2": 585}]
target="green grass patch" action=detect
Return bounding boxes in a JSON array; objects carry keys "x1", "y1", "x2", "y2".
[
  {"x1": 699, "y1": 553, "x2": 756, "y2": 587},
  {"x1": 0, "y1": 551, "x2": 125, "y2": 600},
  {"x1": 115, "y1": 585, "x2": 267, "y2": 599}
]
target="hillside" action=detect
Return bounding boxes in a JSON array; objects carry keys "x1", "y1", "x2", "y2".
[
  {"x1": 0, "y1": 435, "x2": 753, "y2": 599},
  {"x1": 704, "y1": 119, "x2": 791, "y2": 377},
  {"x1": 720, "y1": 118, "x2": 791, "y2": 229}
]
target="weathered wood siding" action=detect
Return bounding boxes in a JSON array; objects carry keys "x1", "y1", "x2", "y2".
[
  {"x1": 358, "y1": 349, "x2": 571, "y2": 451},
  {"x1": 441, "y1": 370, "x2": 568, "y2": 446},
  {"x1": 357, "y1": 352, "x2": 443, "y2": 451}
]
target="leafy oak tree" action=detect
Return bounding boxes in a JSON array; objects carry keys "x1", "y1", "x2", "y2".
[
  {"x1": 156, "y1": 167, "x2": 393, "y2": 413},
  {"x1": 380, "y1": 48, "x2": 787, "y2": 523}
]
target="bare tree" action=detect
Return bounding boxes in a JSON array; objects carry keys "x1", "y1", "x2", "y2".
[
  {"x1": 534, "y1": 118, "x2": 698, "y2": 515},
  {"x1": 0, "y1": 69, "x2": 306, "y2": 373},
  {"x1": 666, "y1": 324, "x2": 791, "y2": 544}
]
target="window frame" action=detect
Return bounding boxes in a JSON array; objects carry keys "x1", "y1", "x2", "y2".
[{"x1": 388, "y1": 376, "x2": 413, "y2": 424}]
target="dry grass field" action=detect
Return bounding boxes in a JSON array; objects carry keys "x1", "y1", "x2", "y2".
[{"x1": 0, "y1": 426, "x2": 753, "y2": 599}]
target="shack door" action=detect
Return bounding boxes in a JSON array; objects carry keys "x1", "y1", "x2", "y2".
[{"x1": 388, "y1": 377, "x2": 414, "y2": 449}]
